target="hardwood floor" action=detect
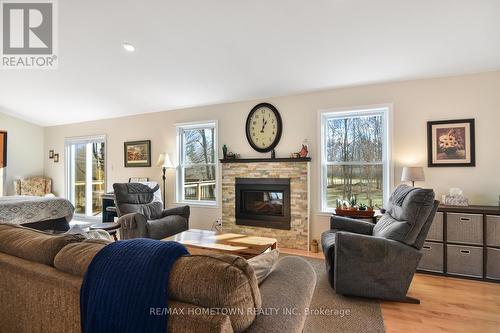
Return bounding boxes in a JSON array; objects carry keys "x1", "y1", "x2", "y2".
[
  {"x1": 280, "y1": 248, "x2": 500, "y2": 333},
  {"x1": 381, "y1": 274, "x2": 500, "y2": 333}
]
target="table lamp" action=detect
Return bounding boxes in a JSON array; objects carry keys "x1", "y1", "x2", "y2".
[{"x1": 401, "y1": 167, "x2": 425, "y2": 187}]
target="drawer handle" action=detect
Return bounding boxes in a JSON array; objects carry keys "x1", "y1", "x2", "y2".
[
  {"x1": 460, "y1": 250, "x2": 471, "y2": 255},
  {"x1": 460, "y1": 217, "x2": 471, "y2": 222},
  {"x1": 423, "y1": 245, "x2": 432, "y2": 249}
]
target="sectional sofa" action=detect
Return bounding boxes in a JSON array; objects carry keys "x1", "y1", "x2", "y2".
[{"x1": 0, "y1": 223, "x2": 316, "y2": 333}]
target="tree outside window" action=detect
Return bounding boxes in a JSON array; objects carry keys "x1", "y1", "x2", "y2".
[
  {"x1": 322, "y1": 109, "x2": 389, "y2": 210},
  {"x1": 178, "y1": 123, "x2": 217, "y2": 203}
]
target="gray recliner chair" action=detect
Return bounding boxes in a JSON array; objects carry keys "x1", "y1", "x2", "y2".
[
  {"x1": 113, "y1": 183, "x2": 189, "y2": 240},
  {"x1": 321, "y1": 184, "x2": 439, "y2": 303}
]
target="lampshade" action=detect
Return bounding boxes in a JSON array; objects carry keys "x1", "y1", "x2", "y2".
[
  {"x1": 401, "y1": 167, "x2": 425, "y2": 182},
  {"x1": 156, "y1": 153, "x2": 175, "y2": 168}
]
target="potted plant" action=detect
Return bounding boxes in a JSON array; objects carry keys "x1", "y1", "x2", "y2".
[
  {"x1": 336, "y1": 198, "x2": 342, "y2": 209},
  {"x1": 358, "y1": 203, "x2": 367, "y2": 211},
  {"x1": 349, "y1": 196, "x2": 357, "y2": 210}
]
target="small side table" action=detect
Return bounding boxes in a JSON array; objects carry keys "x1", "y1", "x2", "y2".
[
  {"x1": 102, "y1": 193, "x2": 117, "y2": 223},
  {"x1": 90, "y1": 222, "x2": 120, "y2": 241}
]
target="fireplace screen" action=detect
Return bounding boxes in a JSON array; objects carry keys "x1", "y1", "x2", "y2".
[
  {"x1": 235, "y1": 178, "x2": 291, "y2": 230},
  {"x1": 241, "y1": 191, "x2": 284, "y2": 216}
]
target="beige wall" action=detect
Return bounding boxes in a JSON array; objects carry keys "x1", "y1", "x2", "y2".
[
  {"x1": 44, "y1": 71, "x2": 500, "y2": 241},
  {"x1": 0, "y1": 110, "x2": 45, "y2": 195}
]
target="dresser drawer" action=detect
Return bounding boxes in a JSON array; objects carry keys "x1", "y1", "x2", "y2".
[
  {"x1": 447, "y1": 244, "x2": 483, "y2": 278},
  {"x1": 427, "y1": 212, "x2": 443, "y2": 241},
  {"x1": 486, "y1": 247, "x2": 500, "y2": 280},
  {"x1": 418, "y1": 241, "x2": 444, "y2": 272},
  {"x1": 447, "y1": 213, "x2": 483, "y2": 245},
  {"x1": 486, "y1": 215, "x2": 500, "y2": 247}
]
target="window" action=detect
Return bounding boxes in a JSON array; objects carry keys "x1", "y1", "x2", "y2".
[
  {"x1": 177, "y1": 121, "x2": 218, "y2": 205},
  {"x1": 65, "y1": 135, "x2": 106, "y2": 218},
  {"x1": 320, "y1": 107, "x2": 390, "y2": 212}
]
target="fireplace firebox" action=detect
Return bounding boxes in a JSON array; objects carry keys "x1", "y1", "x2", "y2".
[{"x1": 235, "y1": 178, "x2": 291, "y2": 230}]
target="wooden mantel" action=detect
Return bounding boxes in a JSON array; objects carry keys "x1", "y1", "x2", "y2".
[{"x1": 219, "y1": 157, "x2": 311, "y2": 163}]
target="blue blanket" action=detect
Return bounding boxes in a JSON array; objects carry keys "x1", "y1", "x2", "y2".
[{"x1": 80, "y1": 239, "x2": 189, "y2": 333}]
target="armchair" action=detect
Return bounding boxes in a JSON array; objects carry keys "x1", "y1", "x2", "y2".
[
  {"x1": 321, "y1": 184, "x2": 439, "y2": 302},
  {"x1": 14, "y1": 176, "x2": 53, "y2": 196},
  {"x1": 113, "y1": 183, "x2": 189, "y2": 240}
]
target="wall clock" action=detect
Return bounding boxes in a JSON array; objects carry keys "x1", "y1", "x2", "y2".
[{"x1": 245, "y1": 103, "x2": 283, "y2": 153}]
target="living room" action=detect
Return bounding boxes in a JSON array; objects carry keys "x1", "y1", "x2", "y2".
[{"x1": 1, "y1": 1, "x2": 500, "y2": 333}]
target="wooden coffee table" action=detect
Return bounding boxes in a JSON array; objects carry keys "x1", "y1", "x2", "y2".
[{"x1": 163, "y1": 229, "x2": 278, "y2": 259}]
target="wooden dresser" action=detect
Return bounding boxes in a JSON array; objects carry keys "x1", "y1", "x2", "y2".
[{"x1": 418, "y1": 205, "x2": 500, "y2": 283}]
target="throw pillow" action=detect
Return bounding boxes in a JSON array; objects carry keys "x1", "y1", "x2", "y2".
[{"x1": 247, "y1": 249, "x2": 280, "y2": 284}]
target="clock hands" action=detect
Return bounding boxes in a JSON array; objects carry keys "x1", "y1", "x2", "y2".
[{"x1": 260, "y1": 115, "x2": 268, "y2": 133}]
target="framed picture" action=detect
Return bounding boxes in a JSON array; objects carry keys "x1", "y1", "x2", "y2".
[
  {"x1": 54, "y1": 153, "x2": 59, "y2": 163},
  {"x1": 49, "y1": 150, "x2": 54, "y2": 159},
  {"x1": 0, "y1": 131, "x2": 7, "y2": 168},
  {"x1": 124, "y1": 140, "x2": 151, "y2": 167},
  {"x1": 427, "y1": 119, "x2": 475, "y2": 167}
]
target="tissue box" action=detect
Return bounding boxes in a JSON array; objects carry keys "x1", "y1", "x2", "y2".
[{"x1": 442, "y1": 195, "x2": 469, "y2": 206}]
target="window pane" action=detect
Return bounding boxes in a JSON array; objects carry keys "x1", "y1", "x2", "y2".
[
  {"x1": 73, "y1": 144, "x2": 86, "y2": 214},
  {"x1": 326, "y1": 164, "x2": 383, "y2": 208},
  {"x1": 67, "y1": 138, "x2": 106, "y2": 217},
  {"x1": 91, "y1": 142, "x2": 105, "y2": 216},
  {"x1": 183, "y1": 128, "x2": 215, "y2": 164},
  {"x1": 326, "y1": 115, "x2": 383, "y2": 162},
  {"x1": 183, "y1": 165, "x2": 216, "y2": 201}
]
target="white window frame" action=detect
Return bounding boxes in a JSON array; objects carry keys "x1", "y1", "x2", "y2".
[
  {"x1": 64, "y1": 134, "x2": 107, "y2": 220},
  {"x1": 176, "y1": 121, "x2": 219, "y2": 207},
  {"x1": 318, "y1": 105, "x2": 392, "y2": 213}
]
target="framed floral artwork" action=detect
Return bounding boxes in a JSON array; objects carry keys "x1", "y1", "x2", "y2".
[{"x1": 427, "y1": 119, "x2": 475, "y2": 167}]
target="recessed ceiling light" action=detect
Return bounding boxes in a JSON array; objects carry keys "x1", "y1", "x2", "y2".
[{"x1": 123, "y1": 42, "x2": 135, "y2": 52}]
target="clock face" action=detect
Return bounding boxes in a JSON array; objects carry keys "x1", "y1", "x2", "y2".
[{"x1": 246, "y1": 103, "x2": 282, "y2": 153}]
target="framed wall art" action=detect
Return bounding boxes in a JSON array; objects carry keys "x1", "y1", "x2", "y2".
[
  {"x1": 124, "y1": 140, "x2": 151, "y2": 167},
  {"x1": 427, "y1": 119, "x2": 475, "y2": 167}
]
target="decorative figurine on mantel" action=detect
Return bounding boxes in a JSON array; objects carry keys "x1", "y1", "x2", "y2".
[
  {"x1": 225, "y1": 152, "x2": 240, "y2": 159},
  {"x1": 299, "y1": 144, "x2": 309, "y2": 158},
  {"x1": 222, "y1": 144, "x2": 240, "y2": 159},
  {"x1": 290, "y1": 144, "x2": 310, "y2": 159},
  {"x1": 222, "y1": 144, "x2": 228, "y2": 159}
]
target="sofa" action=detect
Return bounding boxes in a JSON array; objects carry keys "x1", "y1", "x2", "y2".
[
  {"x1": 0, "y1": 223, "x2": 316, "y2": 333},
  {"x1": 321, "y1": 184, "x2": 439, "y2": 302}
]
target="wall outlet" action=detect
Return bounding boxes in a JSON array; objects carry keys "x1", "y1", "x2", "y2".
[{"x1": 212, "y1": 218, "x2": 222, "y2": 232}]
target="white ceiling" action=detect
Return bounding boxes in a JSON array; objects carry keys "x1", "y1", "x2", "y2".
[{"x1": 1, "y1": 0, "x2": 500, "y2": 126}]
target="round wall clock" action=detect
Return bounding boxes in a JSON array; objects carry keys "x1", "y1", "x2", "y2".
[{"x1": 245, "y1": 103, "x2": 283, "y2": 153}]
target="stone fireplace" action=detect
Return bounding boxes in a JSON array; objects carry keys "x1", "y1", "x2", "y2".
[{"x1": 221, "y1": 159, "x2": 310, "y2": 250}]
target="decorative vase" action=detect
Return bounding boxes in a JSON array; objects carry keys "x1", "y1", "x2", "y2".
[{"x1": 222, "y1": 145, "x2": 228, "y2": 159}]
